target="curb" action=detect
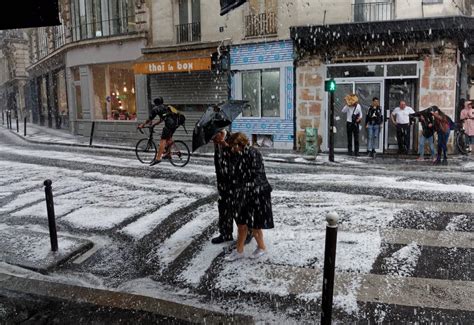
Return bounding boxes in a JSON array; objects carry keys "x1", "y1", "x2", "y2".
[{"x1": 0, "y1": 272, "x2": 254, "y2": 324}]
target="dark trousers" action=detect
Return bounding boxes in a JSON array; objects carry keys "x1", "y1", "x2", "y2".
[
  {"x1": 396, "y1": 124, "x2": 410, "y2": 153},
  {"x1": 217, "y1": 189, "x2": 233, "y2": 237},
  {"x1": 436, "y1": 130, "x2": 449, "y2": 160},
  {"x1": 346, "y1": 122, "x2": 359, "y2": 154}
]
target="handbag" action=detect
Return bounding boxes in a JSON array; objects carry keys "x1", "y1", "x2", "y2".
[{"x1": 351, "y1": 105, "x2": 360, "y2": 124}]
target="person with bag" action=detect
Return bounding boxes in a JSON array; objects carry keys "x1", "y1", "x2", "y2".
[
  {"x1": 342, "y1": 93, "x2": 363, "y2": 156},
  {"x1": 410, "y1": 109, "x2": 436, "y2": 161},
  {"x1": 224, "y1": 132, "x2": 274, "y2": 261},
  {"x1": 431, "y1": 106, "x2": 454, "y2": 165},
  {"x1": 138, "y1": 97, "x2": 185, "y2": 166},
  {"x1": 365, "y1": 97, "x2": 383, "y2": 158}
]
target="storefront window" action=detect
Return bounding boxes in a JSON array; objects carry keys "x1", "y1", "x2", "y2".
[
  {"x1": 242, "y1": 69, "x2": 280, "y2": 118},
  {"x1": 386, "y1": 64, "x2": 417, "y2": 77},
  {"x1": 71, "y1": 67, "x2": 83, "y2": 119},
  {"x1": 92, "y1": 63, "x2": 136, "y2": 121},
  {"x1": 327, "y1": 65, "x2": 384, "y2": 78},
  {"x1": 40, "y1": 78, "x2": 48, "y2": 120}
]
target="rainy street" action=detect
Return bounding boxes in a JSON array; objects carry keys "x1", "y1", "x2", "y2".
[{"x1": 0, "y1": 128, "x2": 472, "y2": 323}]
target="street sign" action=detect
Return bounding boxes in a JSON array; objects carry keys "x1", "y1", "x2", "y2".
[{"x1": 325, "y1": 79, "x2": 336, "y2": 92}]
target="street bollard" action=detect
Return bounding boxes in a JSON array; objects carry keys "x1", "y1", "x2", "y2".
[
  {"x1": 321, "y1": 212, "x2": 339, "y2": 325},
  {"x1": 24, "y1": 117, "x2": 27, "y2": 136},
  {"x1": 1, "y1": 111, "x2": 3, "y2": 125},
  {"x1": 44, "y1": 180, "x2": 58, "y2": 252},
  {"x1": 89, "y1": 121, "x2": 95, "y2": 146},
  {"x1": 16, "y1": 117, "x2": 19, "y2": 133}
]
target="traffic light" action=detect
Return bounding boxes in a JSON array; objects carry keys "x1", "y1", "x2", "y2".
[{"x1": 325, "y1": 79, "x2": 336, "y2": 92}]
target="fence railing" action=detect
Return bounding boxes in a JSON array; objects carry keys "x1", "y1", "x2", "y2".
[
  {"x1": 71, "y1": 16, "x2": 136, "y2": 42},
  {"x1": 352, "y1": 1, "x2": 394, "y2": 22},
  {"x1": 245, "y1": 12, "x2": 277, "y2": 37},
  {"x1": 176, "y1": 22, "x2": 201, "y2": 44}
]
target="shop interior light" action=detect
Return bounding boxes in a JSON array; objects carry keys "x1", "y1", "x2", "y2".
[
  {"x1": 131, "y1": 87, "x2": 135, "y2": 94},
  {"x1": 123, "y1": 86, "x2": 127, "y2": 93}
]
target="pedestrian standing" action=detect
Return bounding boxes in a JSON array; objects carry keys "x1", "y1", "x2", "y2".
[
  {"x1": 365, "y1": 97, "x2": 383, "y2": 158},
  {"x1": 224, "y1": 132, "x2": 274, "y2": 261},
  {"x1": 460, "y1": 100, "x2": 474, "y2": 154},
  {"x1": 431, "y1": 106, "x2": 453, "y2": 165},
  {"x1": 342, "y1": 94, "x2": 363, "y2": 156},
  {"x1": 410, "y1": 109, "x2": 436, "y2": 161},
  {"x1": 210, "y1": 128, "x2": 234, "y2": 244},
  {"x1": 391, "y1": 100, "x2": 415, "y2": 154}
]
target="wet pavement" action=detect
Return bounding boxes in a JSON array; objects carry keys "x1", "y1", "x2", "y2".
[{"x1": 0, "y1": 126, "x2": 473, "y2": 323}]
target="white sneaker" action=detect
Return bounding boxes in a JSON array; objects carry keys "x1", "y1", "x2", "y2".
[
  {"x1": 224, "y1": 250, "x2": 244, "y2": 262},
  {"x1": 250, "y1": 248, "x2": 266, "y2": 259}
]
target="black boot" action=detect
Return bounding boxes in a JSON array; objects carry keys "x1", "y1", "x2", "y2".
[{"x1": 211, "y1": 235, "x2": 233, "y2": 244}]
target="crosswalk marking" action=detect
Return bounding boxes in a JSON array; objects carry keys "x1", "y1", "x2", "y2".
[{"x1": 380, "y1": 228, "x2": 474, "y2": 249}]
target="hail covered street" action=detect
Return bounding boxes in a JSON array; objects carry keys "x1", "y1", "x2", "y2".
[{"x1": 0, "y1": 127, "x2": 473, "y2": 323}]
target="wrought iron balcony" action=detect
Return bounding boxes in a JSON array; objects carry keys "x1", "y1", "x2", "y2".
[
  {"x1": 71, "y1": 16, "x2": 136, "y2": 42},
  {"x1": 176, "y1": 22, "x2": 201, "y2": 44},
  {"x1": 352, "y1": 1, "x2": 395, "y2": 22},
  {"x1": 245, "y1": 12, "x2": 277, "y2": 37}
]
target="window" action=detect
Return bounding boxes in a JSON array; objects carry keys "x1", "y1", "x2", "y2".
[
  {"x1": 327, "y1": 65, "x2": 384, "y2": 78},
  {"x1": 70, "y1": 0, "x2": 135, "y2": 41},
  {"x1": 422, "y1": 0, "x2": 442, "y2": 3},
  {"x1": 91, "y1": 63, "x2": 137, "y2": 120},
  {"x1": 386, "y1": 64, "x2": 417, "y2": 77},
  {"x1": 56, "y1": 70, "x2": 69, "y2": 128},
  {"x1": 242, "y1": 69, "x2": 280, "y2": 118},
  {"x1": 176, "y1": 0, "x2": 201, "y2": 43},
  {"x1": 71, "y1": 67, "x2": 83, "y2": 119}
]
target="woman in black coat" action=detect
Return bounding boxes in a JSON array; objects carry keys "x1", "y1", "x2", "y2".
[{"x1": 224, "y1": 132, "x2": 274, "y2": 261}]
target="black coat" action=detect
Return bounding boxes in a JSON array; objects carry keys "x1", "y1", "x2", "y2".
[
  {"x1": 234, "y1": 146, "x2": 272, "y2": 193},
  {"x1": 365, "y1": 105, "x2": 383, "y2": 126},
  {"x1": 214, "y1": 139, "x2": 232, "y2": 192}
]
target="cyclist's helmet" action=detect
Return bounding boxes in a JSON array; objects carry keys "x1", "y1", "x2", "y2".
[{"x1": 153, "y1": 97, "x2": 164, "y2": 106}]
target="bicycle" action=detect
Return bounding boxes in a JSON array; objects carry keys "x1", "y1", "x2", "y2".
[
  {"x1": 454, "y1": 122, "x2": 470, "y2": 155},
  {"x1": 135, "y1": 124, "x2": 190, "y2": 167}
]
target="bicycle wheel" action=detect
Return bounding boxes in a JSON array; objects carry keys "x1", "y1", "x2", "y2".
[
  {"x1": 135, "y1": 138, "x2": 157, "y2": 164},
  {"x1": 456, "y1": 131, "x2": 470, "y2": 155},
  {"x1": 168, "y1": 140, "x2": 190, "y2": 167}
]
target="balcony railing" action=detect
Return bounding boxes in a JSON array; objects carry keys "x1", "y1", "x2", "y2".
[
  {"x1": 176, "y1": 22, "x2": 201, "y2": 44},
  {"x1": 71, "y1": 16, "x2": 136, "y2": 42},
  {"x1": 245, "y1": 12, "x2": 277, "y2": 37},
  {"x1": 352, "y1": 1, "x2": 394, "y2": 22}
]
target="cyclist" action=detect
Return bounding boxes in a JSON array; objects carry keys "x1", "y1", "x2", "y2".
[{"x1": 138, "y1": 97, "x2": 179, "y2": 166}]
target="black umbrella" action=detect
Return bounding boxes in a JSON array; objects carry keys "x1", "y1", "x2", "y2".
[{"x1": 192, "y1": 100, "x2": 248, "y2": 152}]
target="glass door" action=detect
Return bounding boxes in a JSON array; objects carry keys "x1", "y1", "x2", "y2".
[
  {"x1": 385, "y1": 80, "x2": 417, "y2": 151},
  {"x1": 329, "y1": 81, "x2": 383, "y2": 152}
]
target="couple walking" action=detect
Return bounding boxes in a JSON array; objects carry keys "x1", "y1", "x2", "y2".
[{"x1": 211, "y1": 129, "x2": 274, "y2": 261}]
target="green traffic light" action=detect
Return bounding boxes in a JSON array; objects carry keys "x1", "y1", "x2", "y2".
[{"x1": 325, "y1": 79, "x2": 336, "y2": 92}]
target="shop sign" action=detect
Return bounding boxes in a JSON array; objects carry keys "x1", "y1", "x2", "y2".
[{"x1": 134, "y1": 57, "x2": 211, "y2": 74}]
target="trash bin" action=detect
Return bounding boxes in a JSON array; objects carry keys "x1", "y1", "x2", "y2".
[{"x1": 305, "y1": 127, "x2": 318, "y2": 156}]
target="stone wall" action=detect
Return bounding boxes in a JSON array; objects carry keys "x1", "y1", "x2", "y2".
[
  {"x1": 419, "y1": 47, "x2": 458, "y2": 152},
  {"x1": 295, "y1": 59, "x2": 325, "y2": 151}
]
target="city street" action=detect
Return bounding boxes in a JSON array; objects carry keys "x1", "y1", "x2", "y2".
[{"x1": 0, "y1": 127, "x2": 473, "y2": 323}]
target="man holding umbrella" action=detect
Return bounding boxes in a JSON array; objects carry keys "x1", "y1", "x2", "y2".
[{"x1": 192, "y1": 101, "x2": 251, "y2": 244}]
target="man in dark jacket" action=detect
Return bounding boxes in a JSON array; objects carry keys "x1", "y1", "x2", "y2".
[
  {"x1": 211, "y1": 129, "x2": 234, "y2": 243},
  {"x1": 138, "y1": 97, "x2": 179, "y2": 166},
  {"x1": 410, "y1": 109, "x2": 436, "y2": 161}
]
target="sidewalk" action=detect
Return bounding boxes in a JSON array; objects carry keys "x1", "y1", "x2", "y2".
[{"x1": 3, "y1": 122, "x2": 474, "y2": 168}]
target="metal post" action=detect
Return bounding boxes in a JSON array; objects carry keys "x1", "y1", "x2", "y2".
[
  {"x1": 1, "y1": 110, "x2": 4, "y2": 125},
  {"x1": 329, "y1": 92, "x2": 335, "y2": 162},
  {"x1": 24, "y1": 117, "x2": 27, "y2": 136},
  {"x1": 321, "y1": 212, "x2": 338, "y2": 325},
  {"x1": 44, "y1": 180, "x2": 58, "y2": 252},
  {"x1": 89, "y1": 121, "x2": 95, "y2": 146},
  {"x1": 16, "y1": 117, "x2": 19, "y2": 133}
]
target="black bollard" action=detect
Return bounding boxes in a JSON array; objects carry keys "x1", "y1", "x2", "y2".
[
  {"x1": 44, "y1": 180, "x2": 58, "y2": 251},
  {"x1": 89, "y1": 121, "x2": 95, "y2": 146},
  {"x1": 16, "y1": 117, "x2": 19, "y2": 132},
  {"x1": 24, "y1": 117, "x2": 27, "y2": 136},
  {"x1": 321, "y1": 212, "x2": 339, "y2": 325},
  {"x1": 1, "y1": 111, "x2": 3, "y2": 125}
]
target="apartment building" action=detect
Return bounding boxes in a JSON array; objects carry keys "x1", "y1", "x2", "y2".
[
  {"x1": 291, "y1": 0, "x2": 474, "y2": 154},
  {"x1": 26, "y1": 0, "x2": 149, "y2": 141},
  {"x1": 0, "y1": 30, "x2": 29, "y2": 122}
]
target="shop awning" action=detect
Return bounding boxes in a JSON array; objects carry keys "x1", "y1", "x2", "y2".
[
  {"x1": 134, "y1": 45, "x2": 218, "y2": 74},
  {"x1": 291, "y1": 16, "x2": 474, "y2": 55}
]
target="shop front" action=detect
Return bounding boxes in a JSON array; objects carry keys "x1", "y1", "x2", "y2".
[
  {"x1": 134, "y1": 46, "x2": 229, "y2": 143},
  {"x1": 66, "y1": 38, "x2": 146, "y2": 142},
  {"x1": 230, "y1": 40, "x2": 294, "y2": 149},
  {"x1": 291, "y1": 17, "x2": 472, "y2": 154}
]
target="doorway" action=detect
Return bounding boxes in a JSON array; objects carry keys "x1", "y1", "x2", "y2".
[
  {"x1": 384, "y1": 79, "x2": 417, "y2": 152},
  {"x1": 329, "y1": 80, "x2": 383, "y2": 152}
]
